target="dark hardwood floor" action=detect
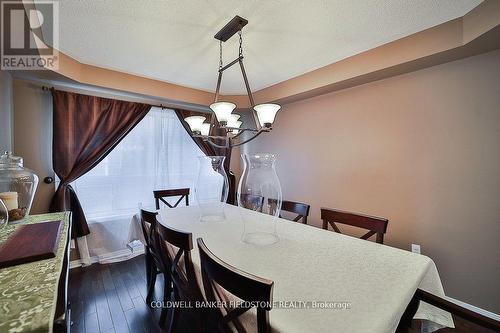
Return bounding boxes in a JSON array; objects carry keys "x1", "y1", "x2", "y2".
[
  {"x1": 69, "y1": 255, "x2": 496, "y2": 333},
  {"x1": 70, "y1": 255, "x2": 166, "y2": 333}
]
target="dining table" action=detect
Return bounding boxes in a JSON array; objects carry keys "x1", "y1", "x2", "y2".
[{"x1": 157, "y1": 203, "x2": 454, "y2": 333}]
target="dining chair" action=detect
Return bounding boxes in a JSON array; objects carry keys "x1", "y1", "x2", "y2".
[
  {"x1": 197, "y1": 238, "x2": 274, "y2": 333},
  {"x1": 397, "y1": 288, "x2": 500, "y2": 332},
  {"x1": 153, "y1": 188, "x2": 190, "y2": 209},
  {"x1": 156, "y1": 223, "x2": 204, "y2": 332},
  {"x1": 139, "y1": 209, "x2": 166, "y2": 305},
  {"x1": 320, "y1": 208, "x2": 388, "y2": 244},
  {"x1": 269, "y1": 199, "x2": 310, "y2": 224},
  {"x1": 228, "y1": 171, "x2": 236, "y2": 205}
]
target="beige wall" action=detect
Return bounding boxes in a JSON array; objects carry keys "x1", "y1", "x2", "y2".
[
  {"x1": 0, "y1": 71, "x2": 13, "y2": 151},
  {"x1": 13, "y1": 80, "x2": 54, "y2": 214},
  {"x1": 244, "y1": 50, "x2": 500, "y2": 313}
]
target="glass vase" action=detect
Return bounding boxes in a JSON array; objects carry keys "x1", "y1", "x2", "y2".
[
  {"x1": 0, "y1": 151, "x2": 39, "y2": 223},
  {"x1": 0, "y1": 199, "x2": 8, "y2": 229},
  {"x1": 238, "y1": 153, "x2": 282, "y2": 245},
  {"x1": 195, "y1": 156, "x2": 229, "y2": 222}
]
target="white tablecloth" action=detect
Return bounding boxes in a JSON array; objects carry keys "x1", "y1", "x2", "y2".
[
  {"x1": 128, "y1": 213, "x2": 146, "y2": 245},
  {"x1": 157, "y1": 204, "x2": 453, "y2": 333}
]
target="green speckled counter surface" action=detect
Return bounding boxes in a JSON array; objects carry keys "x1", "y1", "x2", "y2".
[{"x1": 0, "y1": 212, "x2": 70, "y2": 333}]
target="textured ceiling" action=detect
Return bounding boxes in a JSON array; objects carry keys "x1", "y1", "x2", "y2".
[{"x1": 49, "y1": 0, "x2": 482, "y2": 94}]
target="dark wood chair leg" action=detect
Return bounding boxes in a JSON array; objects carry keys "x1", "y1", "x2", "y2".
[
  {"x1": 159, "y1": 276, "x2": 171, "y2": 328},
  {"x1": 159, "y1": 306, "x2": 167, "y2": 328},
  {"x1": 145, "y1": 248, "x2": 152, "y2": 289},
  {"x1": 146, "y1": 270, "x2": 157, "y2": 305},
  {"x1": 397, "y1": 292, "x2": 420, "y2": 332},
  {"x1": 168, "y1": 288, "x2": 179, "y2": 333},
  {"x1": 257, "y1": 308, "x2": 270, "y2": 333}
]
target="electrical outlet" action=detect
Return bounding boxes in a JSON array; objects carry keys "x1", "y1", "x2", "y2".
[{"x1": 411, "y1": 244, "x2": 421, "y2": 254}]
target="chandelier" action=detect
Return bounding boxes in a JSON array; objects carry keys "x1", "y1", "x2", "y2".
[{"x1": 184, "y1": 16, "x2": 281, "y2": 149}]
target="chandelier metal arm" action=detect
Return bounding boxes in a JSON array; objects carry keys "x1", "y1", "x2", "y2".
[
  {"x1": 205, "y1": 139, "x2": 230, "y2": 149},
  {"x1": 228, "y1": 126, "x2": 259, "y2": 133},
  {"x1": 230, "y1": 128, "x2": 269, "y2": 147},
  {"x1": 213, "y1": 52, "x2": 262, "y2": 132},
  {"x1": 214, "y1": 48, "x2": 256, "y2": 108},
  {"x1": 194, "y1": 135, "x2": 230, "y2": 149},
  {"x1": 219, "y1": 56, "x2": 242, "y2": 73},
  {"x1": 238, "y1": 58, "x2": 255, "y2": 107},
  {"x1": 212, "y1": 23, "x2": 263, "y2": 133},
  {"x1": 230, "y1": 128, "x2": 248, "y2": 140},
  {"x1": 193, "y1": 126, "x2": 270, "y2": 149},
  {"x1": 214, "y1": 55, "x2": 243, "y2": 103},
  {"x1": 214, "y1": 71, "x2": 222, "y2": 103}
]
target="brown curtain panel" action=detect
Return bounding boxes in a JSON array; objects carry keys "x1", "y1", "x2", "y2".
[
  {"x1": 50, "y1": 90, "x2": 152, "y2": 238},
  {"x1": 174, "y1": 109, "x2": 235, "y2": 204}
]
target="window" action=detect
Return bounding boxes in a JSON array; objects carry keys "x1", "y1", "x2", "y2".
[{"x1": 72, "y1": 107, "x2": 203, "y2": 221}]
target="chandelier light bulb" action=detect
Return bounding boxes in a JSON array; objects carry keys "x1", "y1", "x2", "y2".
[{"x1": 253, "y1": 103, "x2": 281, "y2": 128}]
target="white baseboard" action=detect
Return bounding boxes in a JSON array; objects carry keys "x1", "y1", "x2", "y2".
[
  {"x1": 70, "y1": 247, "x2": 144, "y2": 269},
  {"x1": 444, "y1": 296, "x2": 500, "y2": 321},
  {"x1": 69, "y1": 256, "x2": 98, "y2": 269}
]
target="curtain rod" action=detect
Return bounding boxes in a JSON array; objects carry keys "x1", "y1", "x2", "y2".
[{"x1": 39, "y1": 84, "x2": 197, "y2": 111}]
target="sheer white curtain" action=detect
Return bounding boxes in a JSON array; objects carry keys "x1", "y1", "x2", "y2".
[{"x1": 72, "y1": 107, "x2": 204, "y2": 264}]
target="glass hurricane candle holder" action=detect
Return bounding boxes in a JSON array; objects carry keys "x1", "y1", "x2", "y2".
[
  {"x1": 195, "y1": 156, "x2": 229, "y2": 222},
  {"x1": 238, "y1": 153, "x2": 282, "y2": 245}
]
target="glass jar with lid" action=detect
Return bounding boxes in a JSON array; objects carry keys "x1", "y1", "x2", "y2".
[
  {"x1": 0, "y1": 151, "x2": 39, "y2": 223},
  {"x1": 0, "y1": 199, "x2": 7, "y2": 229}
]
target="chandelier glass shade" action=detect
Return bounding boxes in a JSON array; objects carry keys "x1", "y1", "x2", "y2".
[
  {"x1": 253, "y1": 103, "x2": 281, "y2": 127},
  {"x1": 184, "y1": 116, "x2": 206, "y2": 135},
  {"x1": 230, "y1": 121, "x2": 243, "y2": 134},
  {"x1": 184, "y1": 16, "x2": 281, "y2": 149},
  {"x1": 209, "y1": 101, "x2": 237, "y2": 126},
  {"x1": 226, "y1": 114, "x2": 242, "y2": 133},
  {"x1": 200, "y1": 123, "x2": 211, "y2": 136}
]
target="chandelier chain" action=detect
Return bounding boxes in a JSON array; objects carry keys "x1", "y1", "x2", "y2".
[
  {"x1": 238, "y1": 30, "x2": 243, "y2": 57},
  {"x1": 219, "y1": 40, "x2": 223, "y2": 69}
]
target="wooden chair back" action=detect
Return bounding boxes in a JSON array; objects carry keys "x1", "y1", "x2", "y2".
[
  {"x1": 197, "y1": 238, "x2": 274, "y2": 333},
  {"x1": 320, "y1": 208, "x2": 388, "y2": 244},
  {"x1": 140, "y1": 209, "x2": 163, "y2": 271},
  {"x1": 156, "y1": 223, "x2": 202, "y2": 301},
  {"x1": 228, "y1": 171, "x2": 236, "y2": 205},
  {"x1": 140, "y1": 209, "x2": 157, "y2": 248},
  {"x1": 154, "y1": 188, "x2": 190, "y2": 209},
  {"x1": 269, "y1": 199, "x2": 310, "y2": 224},
  {"x1": 398, "y1": 289, "x2": 500, "y2": 332}
]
